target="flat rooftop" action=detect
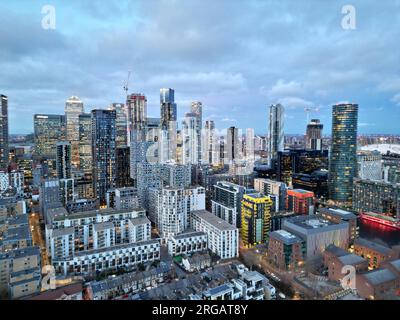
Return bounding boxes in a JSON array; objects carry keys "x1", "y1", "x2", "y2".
[
  {"x1": 363, "y1": 268, "x2": 398, "y2": 285},
  {"x1": 129, "y1": 216, "x2": 151, "y2": 226},
  {"x1": 355, "y1": 238, "x2": 392, "y2": 255},
  {"x1": 320, "y1": 207, "x2": 357, "y2": 219},
  {"x1": 173, "y1": 230, "x2": 207, "y2": 240},
  {"x1": 269, "y1": 230, "x2": 303, "y2": 245},
  {"x1": 338, "y1": 254, "x2": 367, "y2": 266},
  {"x1": 191, "y1": 210, "x2": 237, "y2": 231}
]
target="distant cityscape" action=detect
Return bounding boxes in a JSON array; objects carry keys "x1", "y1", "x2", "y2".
[{"x1": 0, "y1": 89, "x2": 399, "y2": 301}]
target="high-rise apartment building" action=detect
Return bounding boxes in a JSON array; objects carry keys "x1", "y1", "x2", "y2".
[
  {"x1": 241, "y1": 193, "x2": 273, "y2": 247},
  {"x1": 56, "y1": 141, "x2": 71, "y2": 179},
  {"x1": 34, "y1": 114, "x2": 66, "y2": 159},
  {"x1": 328, "y1": 103, "x2": 358, "y2": 204},
  {"x1": 116, "y1": 146, "x2": 131, "y2": 188},
  {"x1": 226, "y1": 126, "x2": 239, "y2": 163},
  {"x1": 191, "y1": 101, "x2": 202, "y2": 164},
  {"x1": 253, "y1": 178, "x2": 287, "y2": 212},
  {"x1": 109, "y1": 103, "x2": 128, "y2": 148},
  {"x1": 65, "y1": 96, "x2": 84, "y2": 167},
  {"x1": 160, "y1": 88, "x2": 177, "y2": 162},
  {"x1": 357, "y1": 151, "x2": 382, "y2": 181},
  {"x1": 182, "y1": 112, "x2": 198, "y2": 165},
  {"x1": 211, "y1": 181, "x2": 248, "y2": 227},
  {"x1": 306, "y1": 119, "x2": 323, "y2": 151},
  {"x1": 268, "y1": 104, "x2": 284, "y2": 166},
  {"x1": 202, "y1": 120, "x2": 218, "y2": 165},
  {"x1": 78, "y1": 113, "x2": 92, "y2": 176},
  {"x1": 0, "y1": 95, "x2": 9, "y2": 168},
  {"x1": 91, "y1": 110, "x2": 116, "y2": 206}
]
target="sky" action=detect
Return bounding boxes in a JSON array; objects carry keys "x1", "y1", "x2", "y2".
[{"x1": 1, "y1": 0, "x2": 400, "y2": 135}]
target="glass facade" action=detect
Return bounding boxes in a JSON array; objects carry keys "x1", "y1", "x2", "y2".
[
  {"x1": 0, "y1": 95, "x2": 9, "y2": 168},
  {"x1": 34, "y1": 114, "x2": 66, "y2": 159},
  {"x1": 328, "y1": 103, "x2": 358, "y2": 203}
]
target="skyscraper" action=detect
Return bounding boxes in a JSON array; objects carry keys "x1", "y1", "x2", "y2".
[
  {"x1": 268, "y1": 104, "x2": 284, "y2": 166},
  {"x1": 126, "y1": 94, "x2": 147, "y2": 138},
  {"x1": 34, "y1": 114, "x2": 66, "y2": 159},
  {"x1": 0, "y1": 95, "x2": 9, "y2": 168},
  {"x1": 203, "y1": 120, "x2": 218, "y2": 165},
  {"x1": 91, "y1": 109, "x2": 116, "y2": 206},
  {"x1": 191, "y1": 101, "x2": 202, "y2": 164},
  {"x1": 226, "y1": 126, "x2": 239, "y2": 163},
  {"x1": 65, "y1": 96, "x2": 84, "y2": 167},
  {"x1": 160, "y1": 88, "x2": 177, "y2": 162},
  {"x1": 245, "y1": 128, "x2": 255, "y2": 161},
  {"x1": 306, "y1": 119, "x2": 323, "y2": 151},
  {"x1": 182, "y1": 112, "x2": 198, "y2": 165},
  {"x1": 116, "y1": 146, "x2": 131, "y2": 187},
  {"x1": 109, "y1": 103, "x2": 128, "y2": 148},
  {"x1": 328, "y1": 103, "x2": 358, "y2": 204},
  {"x1": 56, "y1": 141, "x2": 72, "y2": 179},
  {"x1": 78, "y1": 113, "x2": 92, "y2": 177}
]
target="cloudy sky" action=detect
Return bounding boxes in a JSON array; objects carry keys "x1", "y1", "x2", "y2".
[{"x1": 1, "y1": 0, "x2": 400, "y2": 134}]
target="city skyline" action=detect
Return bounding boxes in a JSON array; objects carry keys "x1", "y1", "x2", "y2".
[{"x1": 1, "y1": 0, "x2": 400, "y2": 135}]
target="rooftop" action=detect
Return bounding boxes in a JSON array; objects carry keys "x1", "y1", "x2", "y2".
[
  {"x1": 173, "y1": 230, "x2": 207, "y2": 240},
  {"x1": 285, "y1": 215, "x2": 340, "y2": 230},
  {"x1": 269, "y1": 230, "x2": 303, "y2": 245},
  {"x1": 93, "y1": 221, "x2": 115, "y2": 232},
  {"x1": 191, "y1": 210, "x2": 237, "y2": 231},
  {"x1": 27, "y1": 283, "x2": 83, "y2": 300},
  {"x1": 338, "y1": 254, "x2": 367, "y2": 266},
  {"x1": 363, "y1": 268, "x2": 398, "y2": 285},
  {"x1": 355, "y1": 238, "x2": 392, "y2": 255},
  {"x1": 320, "y1": 207, "x2": 357, "y2": 219}
]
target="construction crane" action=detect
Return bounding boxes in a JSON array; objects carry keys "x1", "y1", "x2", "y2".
[
  {"x1": 123, "y1": 70, "x2": 132, "y2": 97},
  {"x1": 304, "y1": 106, "x2": 320, "y2": 123}
]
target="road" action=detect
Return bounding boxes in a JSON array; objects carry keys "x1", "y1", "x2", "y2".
[{"x1": 28, "y1": 212, "x2": 50, "y2": 267}]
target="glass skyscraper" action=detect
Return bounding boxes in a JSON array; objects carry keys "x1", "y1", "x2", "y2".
[
  {"x1": 268, "y1": 104, "x2": 284, "y2": 167},
  {"x1": 0, "y1": 95, "x2": 9, "y2": 169},
  {"x1": 34, "y1": 114, "x2": 66, "y2": 159},
  {"x1": 91, "y1": 109, "x2": 116, "y2": 206},
  {"x1": 328, "y1": 103, "x2": 358, "y2": 204}
]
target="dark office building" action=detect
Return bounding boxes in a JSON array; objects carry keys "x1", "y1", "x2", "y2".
[
  {"x1": 0, "y1": 95, "x2": 9, "y2": 169},
  {"x1": 56, "y1": 141, "x2": 72, "y2": 179},
  {"x1": 116, "y1": 146, "x2": 132, "y2": 188},
  {"x1": 91, "y1": 109, "x2": 117, "y2": 206},
  {"x1": 292, "y1": 170, "x2": 328, "y2": 198},
  {"x1": 34, "y1": 114, "x2": 66, "y2": 159}
]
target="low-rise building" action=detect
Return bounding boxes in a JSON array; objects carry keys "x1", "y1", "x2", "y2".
[
  {"x1": 356, "y1": 268, "x2": 400, "y2": 300},
  {"x1": 327, "y1": 253, "x2": 368, "y2": 282},
  {"x1": 268, "y1": 230, "x2": 305, "y2": 271},
  {"x1": 319, "y1": 207, "x2": 358, "y2": 243},
  {"x1": 354, "y1": 238, "x2": 398, "y2": 269},
  {"x1": 182, "y1": 252, "x2": 212, "y2": 272},
  {"x1": 167, "y1": 230, "x2": 207, "y2": 256}
]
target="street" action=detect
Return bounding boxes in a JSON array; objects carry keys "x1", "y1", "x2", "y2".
[{"x1": 28, "y1": 211, "x2": 50, "y2": 267}]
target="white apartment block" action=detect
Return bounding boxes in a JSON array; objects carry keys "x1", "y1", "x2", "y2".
[
  {"x1": 128, "y1": 216, "x2": 151, "y2": 243},
  {"x1": 52, "y1": 240, "x2": 160, "y2": 275},
  {"x1": 0, "y1": 171, "x2": 9, "y2": 192},
  {"x1": 10, "y1": 170, "x2": 24, "y2": 194},
  {"x1": 357, "y1": 151, "x2": 382, "y2": 181},
  {"x1": 46, "y1": 207, "x2": 146, "y2": 259},
  {"x1": 149, "y1": 186, "x2": 205, "y2": 241},
  {"x1": 114, "y1": 187, "x2": 139, "y2": 210},
  {"x1": 191, "y1": 210, "x2": 239, "y2": 259},
  {"x1": 167, "y1": 230, "x2": 208, "y2": 256},
  {"x1": 93, "y1": 222, "x2": 116, "y2": 249}
]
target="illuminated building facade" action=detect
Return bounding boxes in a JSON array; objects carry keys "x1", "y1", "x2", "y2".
[
  {"x1": 286, "y1": 189, "x2": 315, "y2": 215},
  {"x1": 328, "y1": 103, "x2": 358, "y2": 204},
  {"x1": 241, "y1": 193, "x2": 273, "y2": 247},
  {"x1": 34, "y1": 114, "x2": 66, "y2": 159}
]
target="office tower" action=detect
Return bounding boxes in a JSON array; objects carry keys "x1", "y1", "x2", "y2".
[
  {"x1": 286, "y1": 189, "x2": 315, "y2": 215},
  {"x1": 91, "y1": 110, "x2": 116, "y2": 206},
  {"x1": 292, "y1": 171, "x2": 328, "y2": 198},
  {"x1": 109, "y1": 103, "x2": 128, "y2": 148},
  {"x1": 306, "y1": 119, "x2": 323, "y2": 151},
  {"x1": 202, "y1": 120, "x2": 218, "y2": 165},
  {"x1": 245, "y1": 128, "x2": 255, "y2": 161},
  {"x1": 357, "y1": 151, "x2": 382, "y2": 181},
  {"x1": 116, "y1": 146, "x2": 131, "y2": 187},
  {"x1": 0, "y1": 95, "x2": 9, "y2": 168},
  {"x1": 191, "y1": 101, "x2": 202, "y2": 164},
  {"x1": 241, "y1": 193, "x2": 273, "y2": 247},
  {"x1": 353, "y1": 178, "x2": 400, "y2": 218},
  {"x1": 328, "y1": 103, "x2": 358, "y2": 203},
  {"x1": 65, "y1": 96, "x2": 84, "y2": 167},
  {"x1": 253, "y1": 178, "x2": 287, "y2": 212},
  {"x1": 149, "y1": 186, "x2": 205, "y2": 239},
  {"x1": 160, "y1": 88, "x2": 177, "y2": 162},
  {"x1": 226, "y1": 126, "x2": 239, "y2": 163},
  {"x1": 78, "y1": 113, "x2": 92, "y2": 176},
  {"x1": 211, "y1": 181, "x2": 248, "y2": 227},
  {"x1": 182, "y1": 112, "x2": 198, "y2": 165},
  {"x1": 191, "y1": 210, "x2": 239, "y2": 259},
  {"x1": 56, "y1": 141, "x2": 71, "y2": 179},
  {"x1": 268, "y1": 104, "x2": 284, "y2": 166},
  {"x1": 34, "y1": 114, "x2": 66, "y2": 159}
]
